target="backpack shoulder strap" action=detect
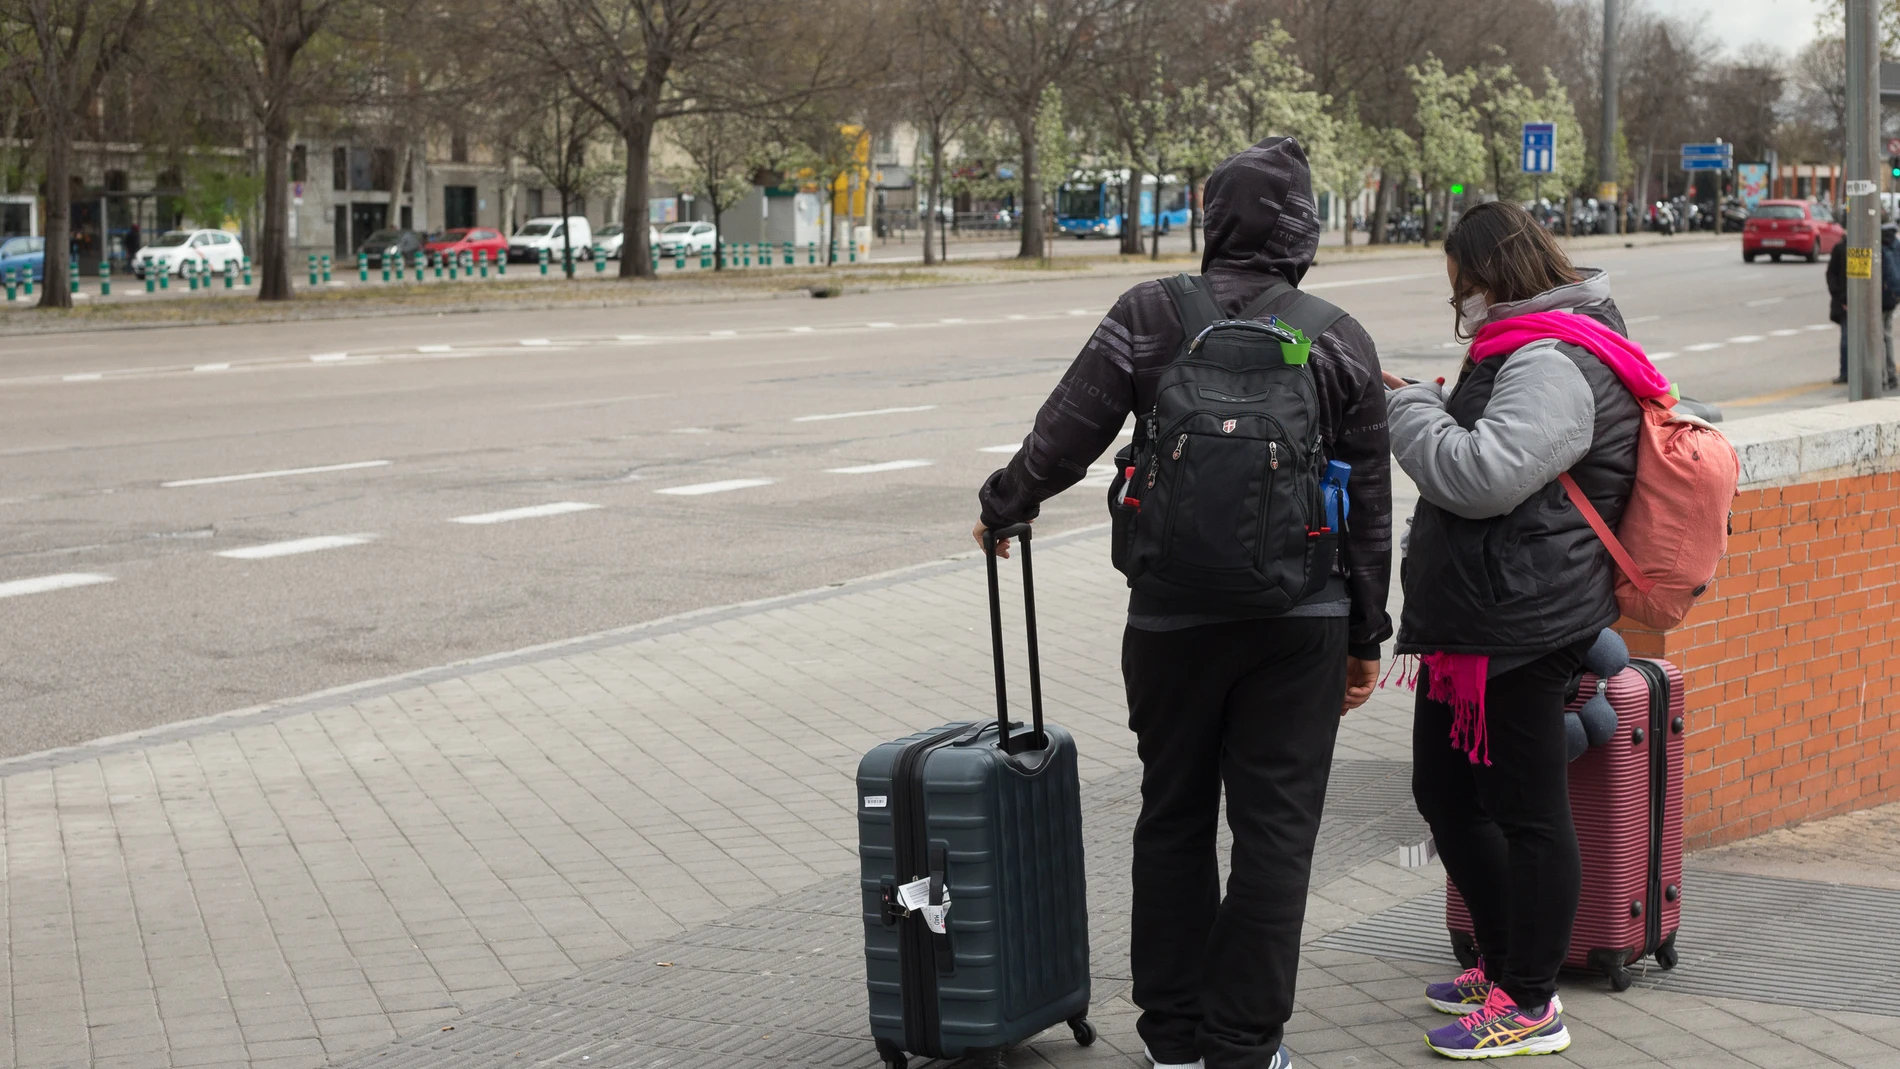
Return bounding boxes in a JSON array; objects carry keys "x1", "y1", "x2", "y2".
[
  {"x1": 1160, "y1": 273, "x2": 1224, "y2": 343},
  {"x1": 1238, "y1": 278, "x2": 1349, "y2": 343},
  {"x1": 1558, "y1": 472, "x2": 1655, "y2": 593}
]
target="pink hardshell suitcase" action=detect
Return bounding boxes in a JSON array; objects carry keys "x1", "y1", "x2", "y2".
[{"x1": 1446, "y1": 658, "x2": 1685, "y2": 991}]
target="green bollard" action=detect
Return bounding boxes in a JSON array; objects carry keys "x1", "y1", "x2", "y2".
[
  {"x1": 650, "y1": 245, "x2": 658, "y2": 273},
  {"x1": 463, "y1": 251, "x2": 474, "y2": 278},
  {"x1": 699, "y1": 246, "x2": 711, "y2": 270},
  {"x1": 539, "y1": 247, "x2": 549, "y2": 276},
  {"x1": 594, "y1": 245, "x2": 605, "y2": 273},
  {"x1": 153, "y1": 264, "x2": 163, "y2": 291},
  {"x1": 223, "y1": 260, "x2": 233, "y2": 289},
  {"x1": 70, "y1": 261, "x2": 80, "y2": 295},
  {"x1": 415, "y1": 251, "x2": 426, "y2": 279},
  {"x1": 382, "y1": 256, "x2": 390, "y2": 283},
  {"x1": 241, "y1": 257, "x2": 251, "y2": 287},
  {"x1": 496, "y1": 250, "x2": 505, "y2": 276},
  {"x1": 185, "y1": 261, "x2": 197, "y2": 291},
  {"x1": 478, "y1": 250, "x2": 489, "y2": 278},
  {"x1": 675, "y1": 246, "x2": 685, "y2": 271},
  {"x1": 447, "y1": 252, "x2": 457, "y2": 281},
  {"x1": 307, "y1": 255, "x2": 318, "y2": 287},
  {"x1": 742, "y1": 242, "x2": 752, "y2": 268},
  {"x1": 22, "y1": 266, "x2": 32, "y2": 297},
  {"x1": 320, "y1": 254, "x2": 331, "y2": 283},
  {"x1": 433, "y1": 252, "x2": 442, "y2": 280},
  {"x1": 99, "y1": 258, "x2": 110, "y2": 297},
  {"x1": 4, "y1": 268, "x2": 14, "y2": 301},
  {"x1": 807, "y1": 242, "x2": 816, "y2": 265},
  {"x1": 358, "y1": 252, "x2": 368, "y2": 282},
  {"x1": 562, "y1": 246, "x2": 573, "y2": 277},
  {"x1": 144, "y1": 266, "x2": 154, "y2": 294},
  {"x1": 394, "y1": 253, "x2": 404, "y2": 281},
  {"x1": 782, "y1": 240, "x2": 791, "y2": 266}
]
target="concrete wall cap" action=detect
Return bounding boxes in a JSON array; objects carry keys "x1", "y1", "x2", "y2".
[{"x1": 1716, "y1": 398, "x2": 1900, "y2": 488}]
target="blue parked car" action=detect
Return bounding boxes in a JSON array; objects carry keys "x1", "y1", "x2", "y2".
[{"x1": 0, "y1": 236, "x2": 46, "y2": 282}]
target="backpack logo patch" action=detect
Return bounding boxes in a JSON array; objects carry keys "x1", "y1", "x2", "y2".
[{"x1": 1222, "y1": 419, "x2": 1237, "y2": 434}]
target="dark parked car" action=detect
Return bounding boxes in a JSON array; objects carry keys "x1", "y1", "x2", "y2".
[{"x1": 359, "y1": 228, "x2": 425, "y2": 267}]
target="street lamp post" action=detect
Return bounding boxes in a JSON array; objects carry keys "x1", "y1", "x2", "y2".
[
  {"x1": 1846, "y1": 0, "x2": 1885, "y2": 401},
  {"x1": 1601, "y1": 0, "x2": 1621, "y2": 235}
]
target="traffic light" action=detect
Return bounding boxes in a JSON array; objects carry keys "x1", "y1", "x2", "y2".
[{"x1": 1891, "y1": 156, "x2": 1899, "y2": 178}]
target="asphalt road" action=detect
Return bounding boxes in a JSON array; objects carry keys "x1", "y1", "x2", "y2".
[{"x1": 1, "y1": 234, "x2": 1852, "y2": 756}]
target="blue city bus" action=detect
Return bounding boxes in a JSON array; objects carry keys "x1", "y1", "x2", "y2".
[{"x1": 1055, "y1": 171, "x2": 1191, "y2": 238}]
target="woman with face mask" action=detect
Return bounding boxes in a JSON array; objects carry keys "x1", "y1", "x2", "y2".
[{"x1": 1380, "y1": 200, "x2": 1665, "y2": 1060}]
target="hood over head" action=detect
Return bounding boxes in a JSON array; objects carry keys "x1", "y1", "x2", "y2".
[{"x1": 1200, "y1": 136, "x2": 1322, "y2": 285}]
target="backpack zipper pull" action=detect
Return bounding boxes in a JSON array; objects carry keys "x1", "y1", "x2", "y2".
[
  {"x1": 1172, "y1": 433, "x2": 1188, "y2": 460},
  {"x1": 1270, "y1": 441, "x2": 1279, "y2": 469}
]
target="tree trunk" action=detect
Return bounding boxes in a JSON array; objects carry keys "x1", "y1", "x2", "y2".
[
  {"x1": 1149, "y1": 161, "x2": 1163, "y2": 261},
  {"x1": 38, "y1": 130, "x2": 73, "y2": 308},
  {"x1": 1120, "y1": 164, "x2": 1142, "y2": 255},
  {"x1": 1371, "y1": 169, "x2": 1389, "y2": 245},
  {"x1": 1342, "y1": 191, "x2": 1354, "y2": 248},
  {"x1": 393, "y1": 139, "x2": 412, "y2": 228},
  {"x1": 617, "y1": 115, "x2": 655, "y2": 278},
  {"x1": 1187, "y1": 170, "x2": 1198, "y2": 254},
  {"x1": 712, "y1": 197, "x2": 723, "y2": 271},
  {"x1": 504, "y1": 150, "x2": 519, "y2": 233},
  {"x1": 259, "y1": 93, "x2": 295, "y2": 301},
  {"x1": 1016, "y1": 115, "x2": 1042, "y2": 260},
  {"x1": 410, "y1": 138, "x2": 430, "y2": 234},
  {"x1": 923, "y1": 124, "x2": 941, "y2": 266},
  {"x1": 559, "y1": 183, "x2": 573, "y2": 278}
]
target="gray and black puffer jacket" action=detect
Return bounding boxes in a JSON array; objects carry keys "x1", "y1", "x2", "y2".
[{"x1": 1389, "y1": 270, "x2": 1641, "y2": 657}]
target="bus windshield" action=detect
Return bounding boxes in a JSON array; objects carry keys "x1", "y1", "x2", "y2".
[{"x1": 1057, "y1": 184, "x2": 1104, "y2": 220}]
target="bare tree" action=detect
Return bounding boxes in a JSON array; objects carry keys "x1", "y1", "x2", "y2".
[
  {"x1": 906, "y1": 0, "x2": 973, "y2": 265},
  {"x1": 1, "y1": 0, "x2": 149, "y2": 308},
  {"x1": 667, "y1": 110, "x2": 761, "y2": 270},
  {"x1": 519, "y1": 87, "x2": 612, "y2": 277},
  {"x1": 936, "y1": 0, "x2": 1113, "y2": 259},
  {"x1": 192, "y1": 0, "x2": 352, "y2": 300}
]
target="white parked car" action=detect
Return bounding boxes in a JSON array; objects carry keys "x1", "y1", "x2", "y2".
[
  {"x1": 655, "y1": 221, "x2": 716, "y2": 256},
  {"x1": 507, "y1": 216, "x2": 593, "y2": 263},
  {"x1": 133, "y1": 229, "x2": 246, "y2": 277}
]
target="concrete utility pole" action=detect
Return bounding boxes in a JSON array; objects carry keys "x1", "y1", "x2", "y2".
[
  {"x1": 1846, "y1": 0, "x2": 1884, "y2": 400},
  {"x1": 1600, "y1": 0, "x2": 1621, "y2": 234}
]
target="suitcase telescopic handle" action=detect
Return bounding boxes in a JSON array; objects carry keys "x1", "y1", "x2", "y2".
[{"x1": 981, "y1": 524, "x2": 1045, "y2": 754}]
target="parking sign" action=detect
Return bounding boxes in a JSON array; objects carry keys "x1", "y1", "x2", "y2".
[{"x1": 1521, "y1": 123, "x2": 1555, "y2": 174}]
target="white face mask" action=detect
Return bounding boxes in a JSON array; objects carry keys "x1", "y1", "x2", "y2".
[{"x1": 1458, "y1": 292, "x2": 1490, "y2": 334}]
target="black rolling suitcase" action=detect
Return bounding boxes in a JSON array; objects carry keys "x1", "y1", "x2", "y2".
[{"x1": 857, "y1": 524, "x2": 1095, "y2": 1069}]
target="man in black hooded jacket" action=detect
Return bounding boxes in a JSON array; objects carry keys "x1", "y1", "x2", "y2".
[{"x1": 973, "y1": 138, "x2": 1392, "y2": 1069}]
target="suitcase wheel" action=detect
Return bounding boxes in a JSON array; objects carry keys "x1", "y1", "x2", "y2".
[
  {"x1": 1069, "y1": 1015, "x2": 1097, "y2": 1047},
  {"x1": 1588, "y1": 948, "x2": 1636, "y2": 992},
  {"x1": 1655, "y1": 934, "x2": 1679, "y2": 971},
  {"x1": 875, "y1": 1037, "x2": 906, "y2": 1069}
]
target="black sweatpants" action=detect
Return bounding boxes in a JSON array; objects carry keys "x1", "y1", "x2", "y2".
[
  {"x1": 1124, "y1": 617, "x2": 1347, "y2": 1068},
  {"x1": 1411, "y1": 640, "x2": 1592, "y2": 1009}
]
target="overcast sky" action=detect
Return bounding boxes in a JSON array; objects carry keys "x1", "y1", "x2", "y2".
[{"x1": 1651, "y1": 0, "x2": 1820, "y2": 57}]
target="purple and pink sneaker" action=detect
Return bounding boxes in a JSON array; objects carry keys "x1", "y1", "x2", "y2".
[
  {"x1": 1423, "y1": 986, "x2": 1571, "y2": 1060},
  {"x1": 1425, "y1": 961, "x2": 1563, "y2": 1016}
]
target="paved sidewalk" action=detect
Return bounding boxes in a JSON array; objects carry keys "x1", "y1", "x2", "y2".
[{"x1": 4, "y1": 521, "x2": 1899, "y2": 1069}]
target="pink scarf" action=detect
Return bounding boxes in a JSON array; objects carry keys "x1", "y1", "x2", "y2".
[{"x1": 1410, "y1": 310, "x2": 1668, "y2": 764}]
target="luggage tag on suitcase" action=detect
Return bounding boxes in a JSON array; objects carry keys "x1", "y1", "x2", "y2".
[{"x1": 894, "y1": 876, "x2": 952, "y2": 933}]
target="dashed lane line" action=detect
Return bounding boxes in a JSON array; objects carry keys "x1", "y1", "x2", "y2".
[
  {"x1": 161, "y1": 460, "x2": 391, "y2": 488},
  {"x1": 792, "y1": 405, "x2": 937, "y2": 422},
  {"x1": 826, "y1": 460, "x2": 934, "y2": 474},
  {"x1": 1651, "y1": 352, "x2": 1680, "y2": 361},
  {"x1": 417, "y1": 344, "x2": 453, "y2": 353},
  {"x1": 519, "y1": 338, "x2": 552, "y2": 346},
  {"x1": 0, "y1": 573, "x2": 114, "y2": 599},
  {"x1": 193, "y1": 363, "x2": 231, "y2": 372},
  {"x1": 62, "y1": 373, "x2": 102, "y2": 382},
  {"x1": 1727, "y1": 335, "x2": 1764, "y2": 344},
  {"x1": 310, "y1": 351, "x2": 349, "y2": 362},
  {"x1": 1684, "y1": 342, "x2": 1724, "y2": 352},
  {"x1": 653, "y1": 478, "x2": 775, "y2": 496},
  {"x1": 215, "y1": 534, "x2": 375, "y2": 560},
  {"x1": 451, "y1": 502, "x2": 601, "y2": 525},
  {"x1": 979, "y1": 444, "x2": 1020, "y2": 453}
]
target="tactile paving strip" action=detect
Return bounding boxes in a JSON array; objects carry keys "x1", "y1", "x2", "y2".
[
  {"x1": 1311, "y1": 869, "x2": 1900, "y2": 1017},
  {"x1": 337, "y1": 760, "x2": 1427, "y2": 1068}
]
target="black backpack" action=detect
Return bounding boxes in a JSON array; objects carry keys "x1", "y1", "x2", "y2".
[{"x1": 1107, "y1": 274, "x2": 1347, "y2": 610}]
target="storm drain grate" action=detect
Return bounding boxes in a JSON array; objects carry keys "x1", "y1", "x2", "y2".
[{"x1": 1311, "y1": 868, "x2": 1900, "y2": 1017}]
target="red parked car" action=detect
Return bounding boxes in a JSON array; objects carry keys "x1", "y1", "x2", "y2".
[
  {"x1": 424, "y1": 227, "x2": 508, "y2": 264},
  {"x1": 1742, "y1": 200, "x2": 1844, "y2": 263}
]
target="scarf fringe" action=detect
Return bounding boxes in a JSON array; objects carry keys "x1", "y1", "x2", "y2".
[{"x1": 1420, "y1": 652, "x2": 1492, "y2": 766}]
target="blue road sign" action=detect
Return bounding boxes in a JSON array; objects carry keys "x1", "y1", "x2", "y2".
[
  {"x1": 1521, "y1": 123, "x2": 1555, "y2": 174},
  {"x1": 1681, "y1": 142, "x2": 1733, "y2": 171}
]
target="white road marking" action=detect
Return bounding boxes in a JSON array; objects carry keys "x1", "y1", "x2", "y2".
[
  {"x1": 827, "y1": 459, "x2": 933, "y2": 474},
  {"x1": 710, "y1": 330, "x2": 738, "y2": 336},
  {"x1": 790, "y1": 326, "x2": 814, "y2": 333},
  {"x1": 1650, "y1": 351, "x2": 1679, "y2": 361},
  {"x1": 1768, "y1": 328, "x2": 1802, "y2": 337},
  {"x1": 1745, "y1": 296, "x2": 1785, "y2": 307},
  {"x1": 162, "y1": 459, "x2": 391, "y2": 488},
  {"x1": 216, "y1": 534, "x2": 373, "y2": 560},
  {"x1": 1727, "y1": 335, "x2": 1765, "y2": 344},
  {"x1": 1805, "y1": 324, "x2": 1833, "y2": 331},
  {"x1": 867, "y1": 321, "x2": 897, "y2": 328},
  {"x1": 63, "y1": 373, "x2": 103, "y2": 382},
  {"x1": 1684, "y1": 342, "x2": 1724, "y2": 352},
  {"x1": 310, "y1": 352, "x2": 349, "y2": 362},
  {"x1": 417, "y1": 344, "x2": 453, "y2": 353},
  {"x1": 193, "y1": 363, "x2": 231, "y2": 372},
  {"x1": 1303, "y1": 272, "x2": 1434, "y2": 291},
  {"x1": 1007, "y1": 314, "x2": 1029, "y2": 320},
  {"x1": 655, "y1": 478, "x2": 774, "y2": 496},
  {"x1": 979, "y1": 444, "x2": 1020, "y2": 453},
  {"x1": 519, "y1": 338, "x2": 551, "y2": 346},
  {"x1": 524, "y1": 392, "x2": 672, "y2": 410},
  {"x1": 1067, "y1": 309, "x2": 1096, "y2": 316},
  {"x1": 0, "y1": 573, "x2": 114, "y2": 599},
  {"x1": 940, "y1": 317, "x2": 967, "y2": 324},
  {"x1": 792, "y1": 405, "x2": 937, "y2": 422},
  {"x1": 451, "y1": 501, "x2": 601, "y2": 525},
  {"x1": 616, "y1": 334, "x2": 650, "y2": 341}
]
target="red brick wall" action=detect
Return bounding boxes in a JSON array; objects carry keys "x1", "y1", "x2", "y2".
[{"x1": 1621, "y1": 470, "x2": 1900, "y2": 849}]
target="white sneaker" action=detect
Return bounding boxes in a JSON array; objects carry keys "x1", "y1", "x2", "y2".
[{"x1": 1143, "y1": 1045, "x2": 1204, "y2": 1069}]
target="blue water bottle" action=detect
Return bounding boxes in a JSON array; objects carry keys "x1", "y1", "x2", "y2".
[{"x1": 1322, "y1": 460, "x2": 1351, "y2": 532}]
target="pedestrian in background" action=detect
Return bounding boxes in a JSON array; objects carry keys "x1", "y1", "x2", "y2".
[
  {"x1": 1828, "y1": 219, "x2": 1900, "y2": 389},
  {"x1": 974, "y1": 137, "x2": 1392, "y2": 1069},
  {"x1": 1384, "y1": 200, "x2": 1659, "y2": 1060},
  {"x1": 125, "y1": 222, "x2": 142, "y2": 266}
]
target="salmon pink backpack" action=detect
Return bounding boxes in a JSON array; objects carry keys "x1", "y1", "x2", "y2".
[{"x1": 1558, "y1": 396, "x2": 1740, "y2": 630}]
